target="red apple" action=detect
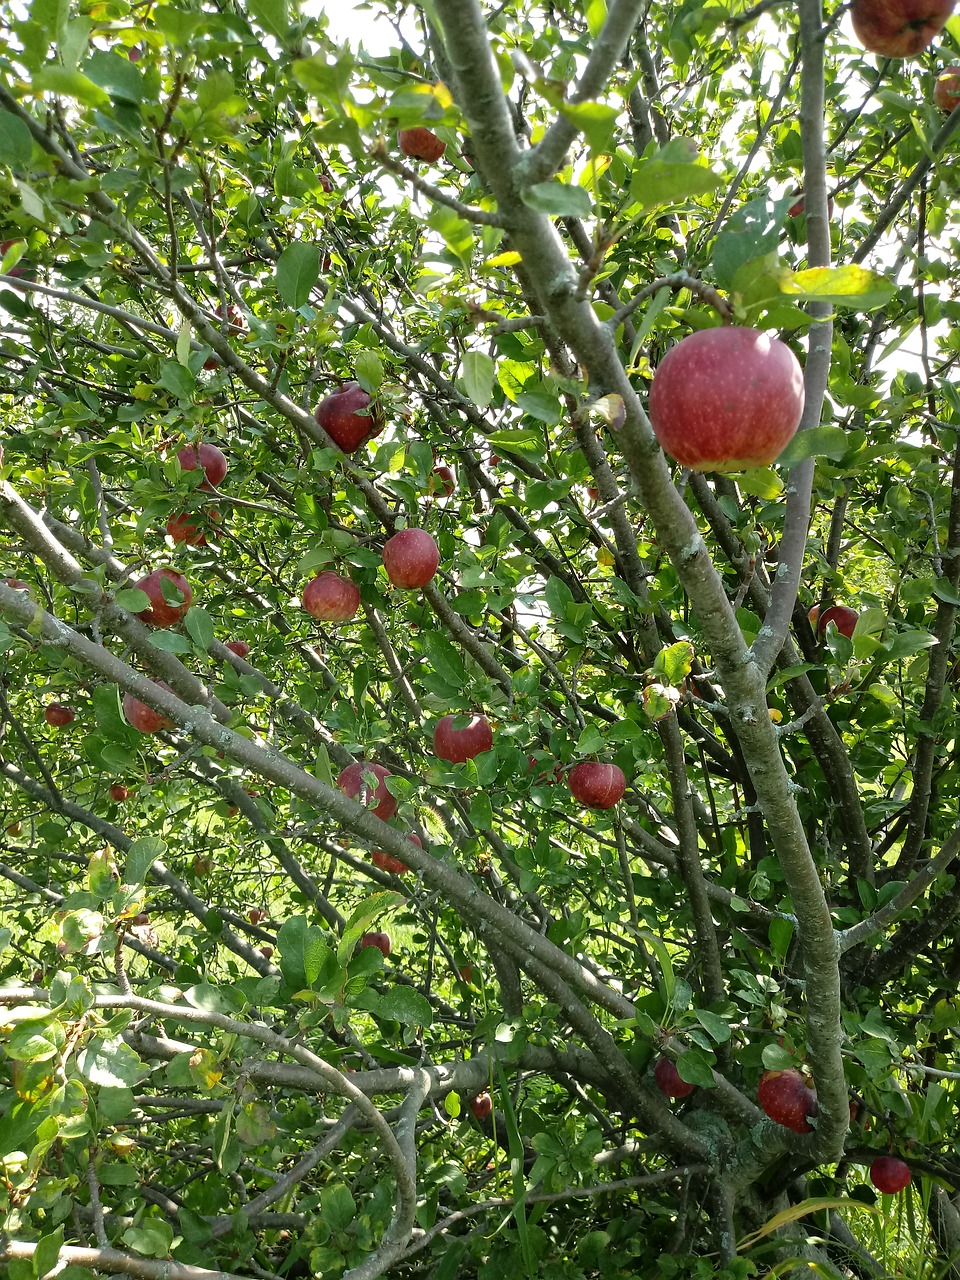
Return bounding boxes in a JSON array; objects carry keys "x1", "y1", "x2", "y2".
[
  {"x1": 398, "y1": 127, "x2": 446, "y2": 162},
  {"x1": 338, "y1": 762, "x2": 398, "y2": 821},
  {"x1": 44, "y1": 703, "x2": 75, "y2": 727},
  {"x1": 469, "y1": 1092, "x2": 492, "y2": 1120},
  {"x1": 319, "y1": 174, "x2": 333, "y2": 193},
  {"x1": 315, "y1": 381, "x2": 384, "y2": 453},
  {"x1": 134, "y1": 568, "x2": 192, "y2": 628},
  {"x1": 0, "y1": 239, "x2": 33, "y2": 279},
  {"x1": 851, "y1": 0, "x2": 955, "y2": 56},
  {"x1": 428, "y1": 465, "x2": 455, "y2": 497},
  {"x1": 382, "y1": 528, "x2": 439, "y2": 589},
  {"x1": 787, "y1": 192, "x2": 835, "y2": 219},
  {"x1": 527, "y1": 755, "x2": 563, "y2": 784},
  {"x1": 372, "y1": 834, "x2": 421, "y2": 875},
  {"x1": 757, "y1": 1068, "x2": 818, "y2": 1133},
  {"x1": 177, "y1": 443, "x2": 228, "y2": 490},
  {"x1": 3, "y1": 578, "x2": 34, "y2": 596},
  {"x1": 127, "y1": 45, "x2": 141, "y2": 61},
  {"x1": 935, "y1": 63, "x2": 960, "y2": 108},
  {"x1": 818, "y1": 604, "x2": 859, "y2": 638},
  {"x1": 109, "y1": 783, "x2": 129, "y2": 803},
  {"x1": 869, "y1": 1155, "x2": 911, "y2": 1193},
  {"x1": 123, "y1": 681, "x2": 175, "y2": 734},
  {"x1": 260, "y1": 946, "x2": 274, "y2": 959},
  {"x1": 568, "y1": 762, "x2": 626, "y2": 810},
  {"x1": 248, "y1": 908, "x2": 268, "y2": 925},
  {"x1": 225, "y1": 640, "x2": 250, "y2": 658},
  {"x1": 359, "y1": 930, "x2": 391, "y2": 958},
  {"x1": 648, "y1": 327, "x2": 805, "y2": 471},
  {"x1": 654, "y1": 1056, "x2": 696, "y2": 1099},
  {"x1": 302, "y1": 571, "x2": 361, "y2": 622},
  {"x1": 459, "y1": 963, "x2": 473, "y2": 984},
  {"x1": 433, "y1": 714, "x2": 493, "y2": 764},
  {"x1": 166, "y1": 508, "x2": 220, "y2": 546}
]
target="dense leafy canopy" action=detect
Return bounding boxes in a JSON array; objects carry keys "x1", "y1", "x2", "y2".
[{"x1": 2, "y1": 0, "x2": 960, "y2": 1276}]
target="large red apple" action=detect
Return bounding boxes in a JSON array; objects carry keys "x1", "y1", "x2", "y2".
[
  {"x1": 568, "y1": 762, "x2": 626, "y2": 809},
  {"x1": 851, "y1": 0, "x2": 955, "y2": 56},
  {"x1": 398, "y1": 127, "x2": 446, "y2": 162},
  {"x1": 302, "y1": 572, "x2": 361, "y2": 622},
  {"x1": 817, "y1": 604, "x2": 859, "y2": 638},
  {"x1": 648, "y1": 327, "x2": 805, "y2": 471},
  {"x1": 45, "y1": 703, "x2": 75, "y2": 727},
  {"x1": 372, "y1": 833, "x2": 421, "y2": 875},
  {"x1": 757, "y1": 1068, "x2": 818, "y2": 1133},
  {"x1": 433, "y1": 714, "x2": 493, "y2": 763},
  {"x1": 654, "y1": 1056, "x2": 696, "y2": 1099},
  {"x1": 934, "y1": 64, "x2": 960, "y2": 109},
  {"x1": 315, "y1": 382, "x2": 384, "y2": 453},
  {"x1": 359, "y1": 930, "x2": 391, "y2": 957},
  {"x1": 177, "y1": 443, "x2": 228, "y2": 490},
  {"x1": 338, "y1": 762, "x2": 398, "y2": 821},
  {"x1": 382, "y1": 528, "x2": 439, "y2": 589},
  {"x1": 869, "y1": 1155, "x2": 911, "y2": 1193},
  {"x1": 133, "y1": 569, "x2": 192, "y2": 628},
  {"x1": 123, "y1": 682, "x2": 175, "y2": 734}
]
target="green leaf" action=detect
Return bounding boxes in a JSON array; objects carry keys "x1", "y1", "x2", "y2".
[
  {"x1": 184, "y1": 606, "x2": 214, "y2": 651},
  {"x1": 76, "y1": 1036, "x2": 143, "y2": 1088},
  {"x1": 121, "y1": 1219, "x2": 174, "y2": 1258},
  {"x1": 34, "y1": 1227, "x2": 65, "y2": 1279},
  {"x1": 84, "y1": 49, "x2": 143, "y2": 103},
  {"x1": 676, "y1": 1048, "x2": 716, "y2": 1088},
  {"x1": 544, "y1": 575, "x2": 574, "y2": 618},
  {"x1": 375, "y1": 985, "x2": 433, "y2": 1026},
  {"x1": 276, "y1": 242, "x2": 320, "y2": 309},
  {"x1": 713, "y1": 195, "x2": 791, "y2": 290},
  {"x1": 775, "y1": 426, "x2": 853, "y2": 467},
  {"x1": 354, "y1": 350, "x2": 383, "y2": 393},
  {"x1": 423, "y1": 631, "x2": 466, "y2": 689},
  {"x1": 694, "y1": 1010, "x2": 732, "y2": 1044},
  {"x1": 520, "y1": 181, "x2": 593, "y2": 218},
  {"x1": 156, "y1": 360, "x2": 194, "y2": 399},
  {"x1": 460, "y1": 351, "x2": 495, "y2": 408},
  {"x1": 115, "y1": 588, "x2": 150, "y2": 612},
  {"x1": 629, "y1": 153, "x2": 723, "y2": 210},
  {"x1": 124, "y1": 836, "x2": 165, "y2": 886},
  {"x1": 246, "y1": 0, "x2": 289, "y2": 40},
  {"x1": 34, "y1": 65, "x2": 110, "y2": 107},
  {"x1": 652, "y1": 642, "x2": 694, "y2": 684},
  {"x1": 559, "y1": 99, "x2": 618, "y2": 151},
  {"x1": 780, "y1": 265, "x2": 895, "y2": 311},
  {"x1": 0, "y1": 111, "x2": 33, "y2": 167},
  {"x1": 321, "y1": 1182, "x2": 356, "y2": 1232}
]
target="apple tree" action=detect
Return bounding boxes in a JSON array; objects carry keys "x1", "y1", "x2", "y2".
[{"x1": 2, "y1": 0, "x2": 960, "y2": 1275}]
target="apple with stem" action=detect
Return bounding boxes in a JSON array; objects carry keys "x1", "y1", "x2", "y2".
[
  {"x1": 45, "y1": 703, "x2": 75, "y2": 727},
  {"x1": 338, "y1": 762, "x2": 398, "y2": 821},
  {"x1": 133, "y1": 568, "x2": 192, "y2": 628},
  {"x1": 177, "y1": 443, "x2": 228, "y2": 490},
  {"x1": 398, "y1": 127, "x2": 446, "y2": 162},
  {"x1": 757, "y1": 1068, "x2": 818, "y2": 1133},
  {"x1": 648, "y1": 327, "x2": 805, "y2": 471},
  {"x1": 934, "y1": 64, "x2": 960, "y2": 109},
  {"x1": 382, "y1": 528, "x2": 439, "y2": 589},
  {"x1": 360, "y1": 931, "x2": 392, "y2": 958},
  {"x1": 869, "y1": 1155, "x2": 911, "y2": 1193},
  {"x1": 654, "y1": 1056, "x2": 696, "y2": 1099},
  {"x1": 469, "y1": 1092, "x2": 492, "y2": 1120},
  {"x1": 302, "y1": 572, "x2": 361, "y2": 622},
  {"x1": 568, "y1": 762, "x2": 626, "y2": 810},
  {"x1": 850, "y1": 0, "x2": 955, "y2": 56},
  {"x1": 433, "y1": 714, "x2": 493, "y2": 764},
  {"x1": 372, "y1": 834, "x2": 421, "y2": 875},
  {"x1": 315, "y1": 382, "x2": 384, "y2": 453},
  {"x1": 123, "y1": 682, "x2": 175, "y2": 734}
]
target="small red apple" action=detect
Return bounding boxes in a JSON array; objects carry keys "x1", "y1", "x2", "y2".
[
  {"x1": 934, "y1": 64, "x2": 960, "y2": 109},
  {"x1": 0, "y1": 240, "x2": 34, "y2": 279},
  {"x1": 319, "y1": 174, "x2": 333, "y2": 193},
  {"x1": 315, "y1": 382, "x2": 384, "y2": 453},
  {"x1": 869, "y1": 1155, "x2": 911, "y2": 1193},
  {"x1": 648, "y1": 328, "x2": 805, "y2": 471},
  {"x1": 3, "y1": 578, "x2": 34, "y2": 596},
  {"x1": 133, "y1": 568, "x2": 192, "y2": 628},
  {"x1": 428, "y1": 465, "x2": 455, "y2": 496},
  {"x1": 248, "y1": 908, "x2": 268, "y2": 924},
  {"x1": 302, "y1": 571, "x2": 361, "y2": 622},
  {"x1": 5, "y1": 821, "x2": 22, "y2": 836},
  {"x1": 757, "y1": 1068, "x2": 818, "y2": 1134},
  {"x1": 127, "y1": 44, "x2": 142, "y2": 61},
  {"x1": 654, "y1": 1056, "x2": 696, "y2": 1099},
  {"x1": 382, "y1": 528, "x2": 439, "y2": 589},
  {"x1": 398, "y1": 127, "x2": 446, "y2": 162},
  {"x1": 458, "y1": 963, "x2": 473, "y2": 984},
  {"x1": 433, "y1": 714, "x2": 493, "y2": 764},
  {"x1": 372, "y1": 834, "x2": 421, "y2": 875},
  {"x1": 225, "y1": 639, "x2": 250, "y2": 658},
  {"x1": 260, "y1": 946, "x2": 274, "y2": 959},
  {"x1": 338, "y1": 762, "x2": 398, "y2": 821},
  {"x1": 166, "y1": 509, "x2": 220, "y2": 546},
  {"x1": 109, "y1": 783, "x2": 129, "y2": 803},
  {"x1": 787, "y1": 192, "x2": 835, "y2": 219},
  {"x1": 177, "y1": 443, "x2": 228, "y2": 490},
  {"x1": 568, "y1": 762, "x2": 626, "y2": 810},
  {"x1": 360, "y1": 930, "x2": 392, "y2": 958},
  {"x1": 123, "y1": 682, "x2": 176, "y2": 734},
  {"x1": 817, "y1": 604, "x2": 859, "y2": 638},
  {"x1": 527, "y1": 755, "x2": 563, "y2": 784},
  {"x1": 192, "y1": 854, "x2": 213, "y2": 876},
  {"x1": 469, "y1": 1092, "x2": 492, "y2": 1120},
  {"x1": 851, "y1": 0, "x2": 955, "y2": 57},
  {"x1": 45, "y1": 703, "x2": 75, "y2": 727}
]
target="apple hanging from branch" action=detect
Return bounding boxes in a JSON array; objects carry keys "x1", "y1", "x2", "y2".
[
  {"x1": 433, "y1": 714, "x2": 493, "y2": 763},
  {"x1": 398, "y1": 127, "x2": 446, "y2": 162},
  {"x1": 568, "y1": 762, "x2": 626, "y2": 810},
  {"x1": 123, "y1": 683, "x2": 175, "y2": 734},
  {"x1": 133, "y1": 569, "x2": 192, "y2": 628},
  {"x1": 177, "y1": 443, "x2": 228, "y2": 490},
  {"x1": 757, "y1": 1068, "x2": 818, "y2": 1133},
  {"x1": 315, "y1": 382, "x2": 385, "y2": 453},
  {"x1": 850, "y1": 0, "x2": 955, "y2": 57},
  {"x1": 44, "y1": 703, "x2": 76, "y2": 727},
  {"x1": 302, "y1": 572, "x2": 361, "y2": 622},
  {"x1": 338, "y1": 762, "x2": 398, "y2": 821},
  {"x1": 382, "y1": 528, "x2": 439, "y2": 589}
]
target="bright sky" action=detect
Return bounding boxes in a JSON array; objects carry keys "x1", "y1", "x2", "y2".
[{"x1": 310, "y1": 0, "x2": 396, "y2": 54}]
